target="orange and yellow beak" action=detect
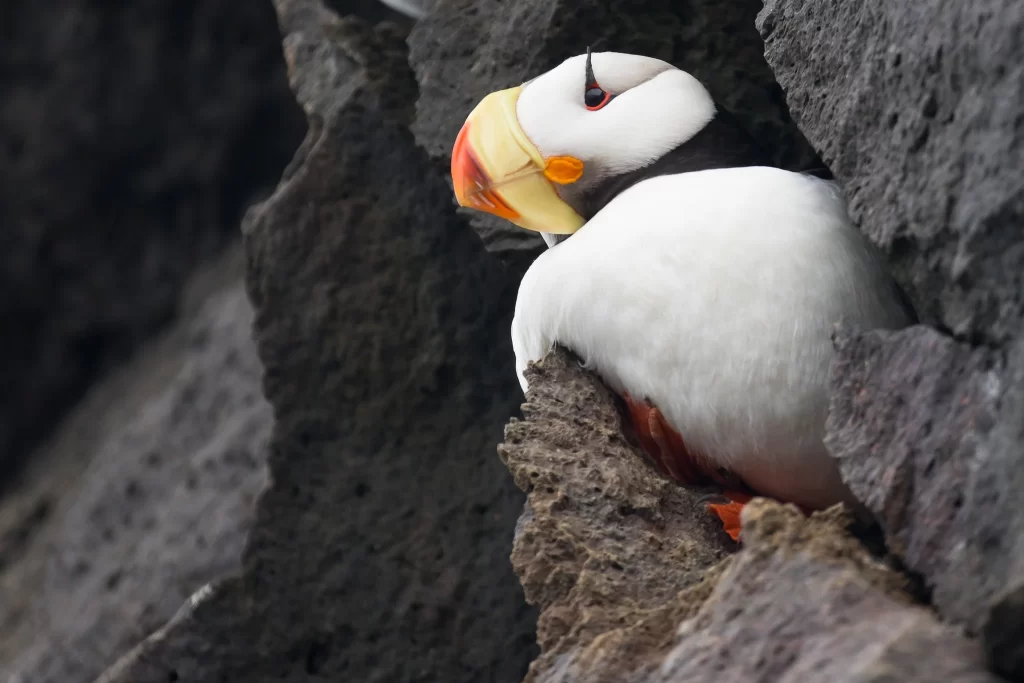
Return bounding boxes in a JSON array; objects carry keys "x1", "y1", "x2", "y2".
[{"x1": 451, "y1": 86, "x2": 586, "y2": 235}]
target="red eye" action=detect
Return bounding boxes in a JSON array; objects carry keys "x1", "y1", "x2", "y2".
[{"x1": 585, "y1": 85, "x2": 614, "y2": 111}]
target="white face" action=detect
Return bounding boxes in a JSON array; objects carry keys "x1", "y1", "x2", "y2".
[{"x1": 516, "y1": 52, "x2": 717, "y2": 205}]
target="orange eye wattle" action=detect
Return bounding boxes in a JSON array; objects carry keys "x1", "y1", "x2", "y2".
[{"x1": 585, "y1": 85, "x2": 614, "y2": 111}]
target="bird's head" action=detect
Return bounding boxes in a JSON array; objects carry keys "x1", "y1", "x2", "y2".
[{"x1": 451, "y1": 50, "x2": 767, "y2": 241}]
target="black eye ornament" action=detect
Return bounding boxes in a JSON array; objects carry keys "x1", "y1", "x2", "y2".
[{"x1": 584, "y1": 46, "x2": 615, "y2": 111}]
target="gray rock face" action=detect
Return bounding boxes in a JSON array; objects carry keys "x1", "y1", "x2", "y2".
[
  {"x1": 0, "y1": 248, "x2": 271, "y2": 683},
  {"x1": 408, "y1": 0, "x2": 822, "y2": 268},
  {"x1": 658, "y1": 500, "x2": 1000, "y2": 683},
  {"x1": 0, "y1": 0, "x2": 307, "y2": 484},
  {"x1": 757, "y1": 0, "x2": 1024, "y2": 343},
  {"x1": 97, "y1": 3, "x2": 535, "y2": 681},
  {"x1": 758, "y1": 1, "x2": 1024, "y2": 678},
  {"x1": 827, "y1": 326, "x2": 1024, "y2": 679},
  {"x1": 502, "y1": 349, "x2": 1001, "y2": 683}
]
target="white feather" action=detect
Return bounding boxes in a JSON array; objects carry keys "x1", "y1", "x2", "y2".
[
  {"x1": 512, "y1": 167, "x2": 912, "y2": 509},
  {"x1": 516, "y1": 53, "x2": 717, "y2": 196}
]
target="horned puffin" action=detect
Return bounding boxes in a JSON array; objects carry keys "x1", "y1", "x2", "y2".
[{"x1": 450, "y1": 50, "x2": 915, "y2": 541}]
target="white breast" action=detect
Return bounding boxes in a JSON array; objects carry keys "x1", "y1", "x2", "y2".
[{"x1": 511, "y1": 166, "x2": 912, "y2": 509}]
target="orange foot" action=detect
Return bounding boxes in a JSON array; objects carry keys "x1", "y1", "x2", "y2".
[
  {"x1": 622, "y1": 393, "x2": 755, "y2": 542},
  {"x1": 704, "y1": 491, "x2": 753, "y2": 542}
]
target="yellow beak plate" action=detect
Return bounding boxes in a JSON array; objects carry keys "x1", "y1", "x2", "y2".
[{"x1": 451, "y1": 86, "x2": 585, "y2": 235}]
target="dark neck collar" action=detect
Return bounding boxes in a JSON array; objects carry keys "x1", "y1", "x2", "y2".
[{"x1": 580, "y1": 106, "x2": 777, "y2": 220}]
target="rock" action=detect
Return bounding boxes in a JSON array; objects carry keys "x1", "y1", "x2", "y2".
[
  {"x1": 97, "y1": 4, "x2": 535, "y2": 682},
  {"x1": 827, "y1": 326, "x2": 1024, "y2": 679},
  {"x1": 657, "y1": 500, "x2": 1001, "y2": 683},
  {"x1": 503, "y1": 349, "x2": 1000, "y2": 683},
  {"x1": 756, "y1": 0, "x2": 1024, "y2": 344},
  {"x1": 0, "y1": 0, "x2": 307, "y2": 484},
  {"x1": 408, "y1": 0, "x2": 822, "y2": 268},
  {"x1": 0, "y1": 246, "x2": 271, "y2": 683},
  {"x1": 758, "y1": 2, "x2": 1024, "y2": 678},
  {"x1": 501, "y1": 347, "x2": 732, "y2": 681}
]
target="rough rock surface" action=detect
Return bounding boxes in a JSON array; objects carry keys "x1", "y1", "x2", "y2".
[
  {"x1": 0, "y1": 0, "x2": 307, "y2": 484},
  {"x1": 757, "y1": 0, "x2": 1023, "y2": 343},
  {"x1": 827, "y1": 326, "x2": 1024, "y2": 679},
  {"x1": 408, "y1": 0, "x2": 822, "y2": 268},
  {"x1": 500, "y1": 348, "x2": 733, "y2": 681},
  {"x1": 97, "y1": 3, "x2": 535, "y2": 682},
  {"x1": 758, "y1": 1, "x2": 1024, "y2": 678},
  {"x1": 657, "y1": 500, "x2": 1000, "y2": 683},
  {"x1": 503, "y1": 349, "x2": 1002, "y2": 683},
  {"x1": 0, "y1": 247, "x2": 270, "y2": 683}
]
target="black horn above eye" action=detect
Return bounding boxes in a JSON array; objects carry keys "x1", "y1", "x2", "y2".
[{"x1": 583, "y1": 47, "x2": 614, "y2": 111}]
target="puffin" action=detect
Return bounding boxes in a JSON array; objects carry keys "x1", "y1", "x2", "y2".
[{"x1": 450, "y1": 50, "x2": 915, "y2": 541}]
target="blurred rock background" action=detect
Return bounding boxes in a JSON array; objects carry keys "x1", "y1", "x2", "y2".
[{"x1": 1, "y1": 0, "x2": 1021, "y2": 682}]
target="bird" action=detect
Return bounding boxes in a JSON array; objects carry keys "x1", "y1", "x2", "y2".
[{"x1": 449, "y1": 49, "x2": 916, "y2": 541}]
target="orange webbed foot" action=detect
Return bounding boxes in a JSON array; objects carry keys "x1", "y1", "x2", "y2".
[
  {"x1": 622, "y1": 392, "x2": 707, "y2": 484},
  {"x1": 704, "y1": 491, "x2": 753, "y2": 542},
  {"x1": 621, "y1": 392, "x2": 759, "y2": 542}
]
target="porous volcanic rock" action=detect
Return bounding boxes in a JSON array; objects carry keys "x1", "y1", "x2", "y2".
[
  {"x1": 827, "y1": 325, "x2": 1024, "y2": 679},
  {"x1": 500, "y1": 347, "x2": 733, "y2": 682},
  {"x1": 758, "y1": 1, "x2": 1024, "y2": 677},
  {"x1": 503, "y1": 349, "x2": 1002, "y2": 683},
  {"x1": 757, "y1": 0, "x2": 1024, "y2": 343},
  {"x1": 0, "y1": 0, "x2": 306, "y2": 484},
  {"x1": 0, "y1": 247, "x2": 271, "y2": 683},
  {"x1": 97, "y1": 3, "x2": 535, "y2": 681},
  {"x1": 656, "y1": 500, "x2": 1000, "y2": 683},
  {"x1": 408, "y1": 0, "x2": 822, "y2": 268}
]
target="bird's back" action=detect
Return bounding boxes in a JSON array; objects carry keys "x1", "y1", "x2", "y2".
[{"x1": 512, "y1": 165, "x2": 912, "y2": 508}]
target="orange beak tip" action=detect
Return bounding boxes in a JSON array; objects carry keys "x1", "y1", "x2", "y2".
[
  {"x1": 451, "y1": 123, "x2": 471, "y2": 205},
  {"x1": 450, "y1": 122, "x2": 520, "y2": 220}
]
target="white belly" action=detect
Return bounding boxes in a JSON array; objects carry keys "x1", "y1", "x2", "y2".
[{"x1": 511, "y1": 167, "x2": 912, "y2": 509}]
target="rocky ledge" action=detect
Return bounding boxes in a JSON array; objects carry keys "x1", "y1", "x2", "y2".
[{"x1": 502, "y1": 348, "x2": 1000, "y2": 683}]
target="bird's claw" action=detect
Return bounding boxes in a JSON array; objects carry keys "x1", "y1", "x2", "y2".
[{"x1": 694, "y1": 492, "x2": 732, "y2": 507}]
